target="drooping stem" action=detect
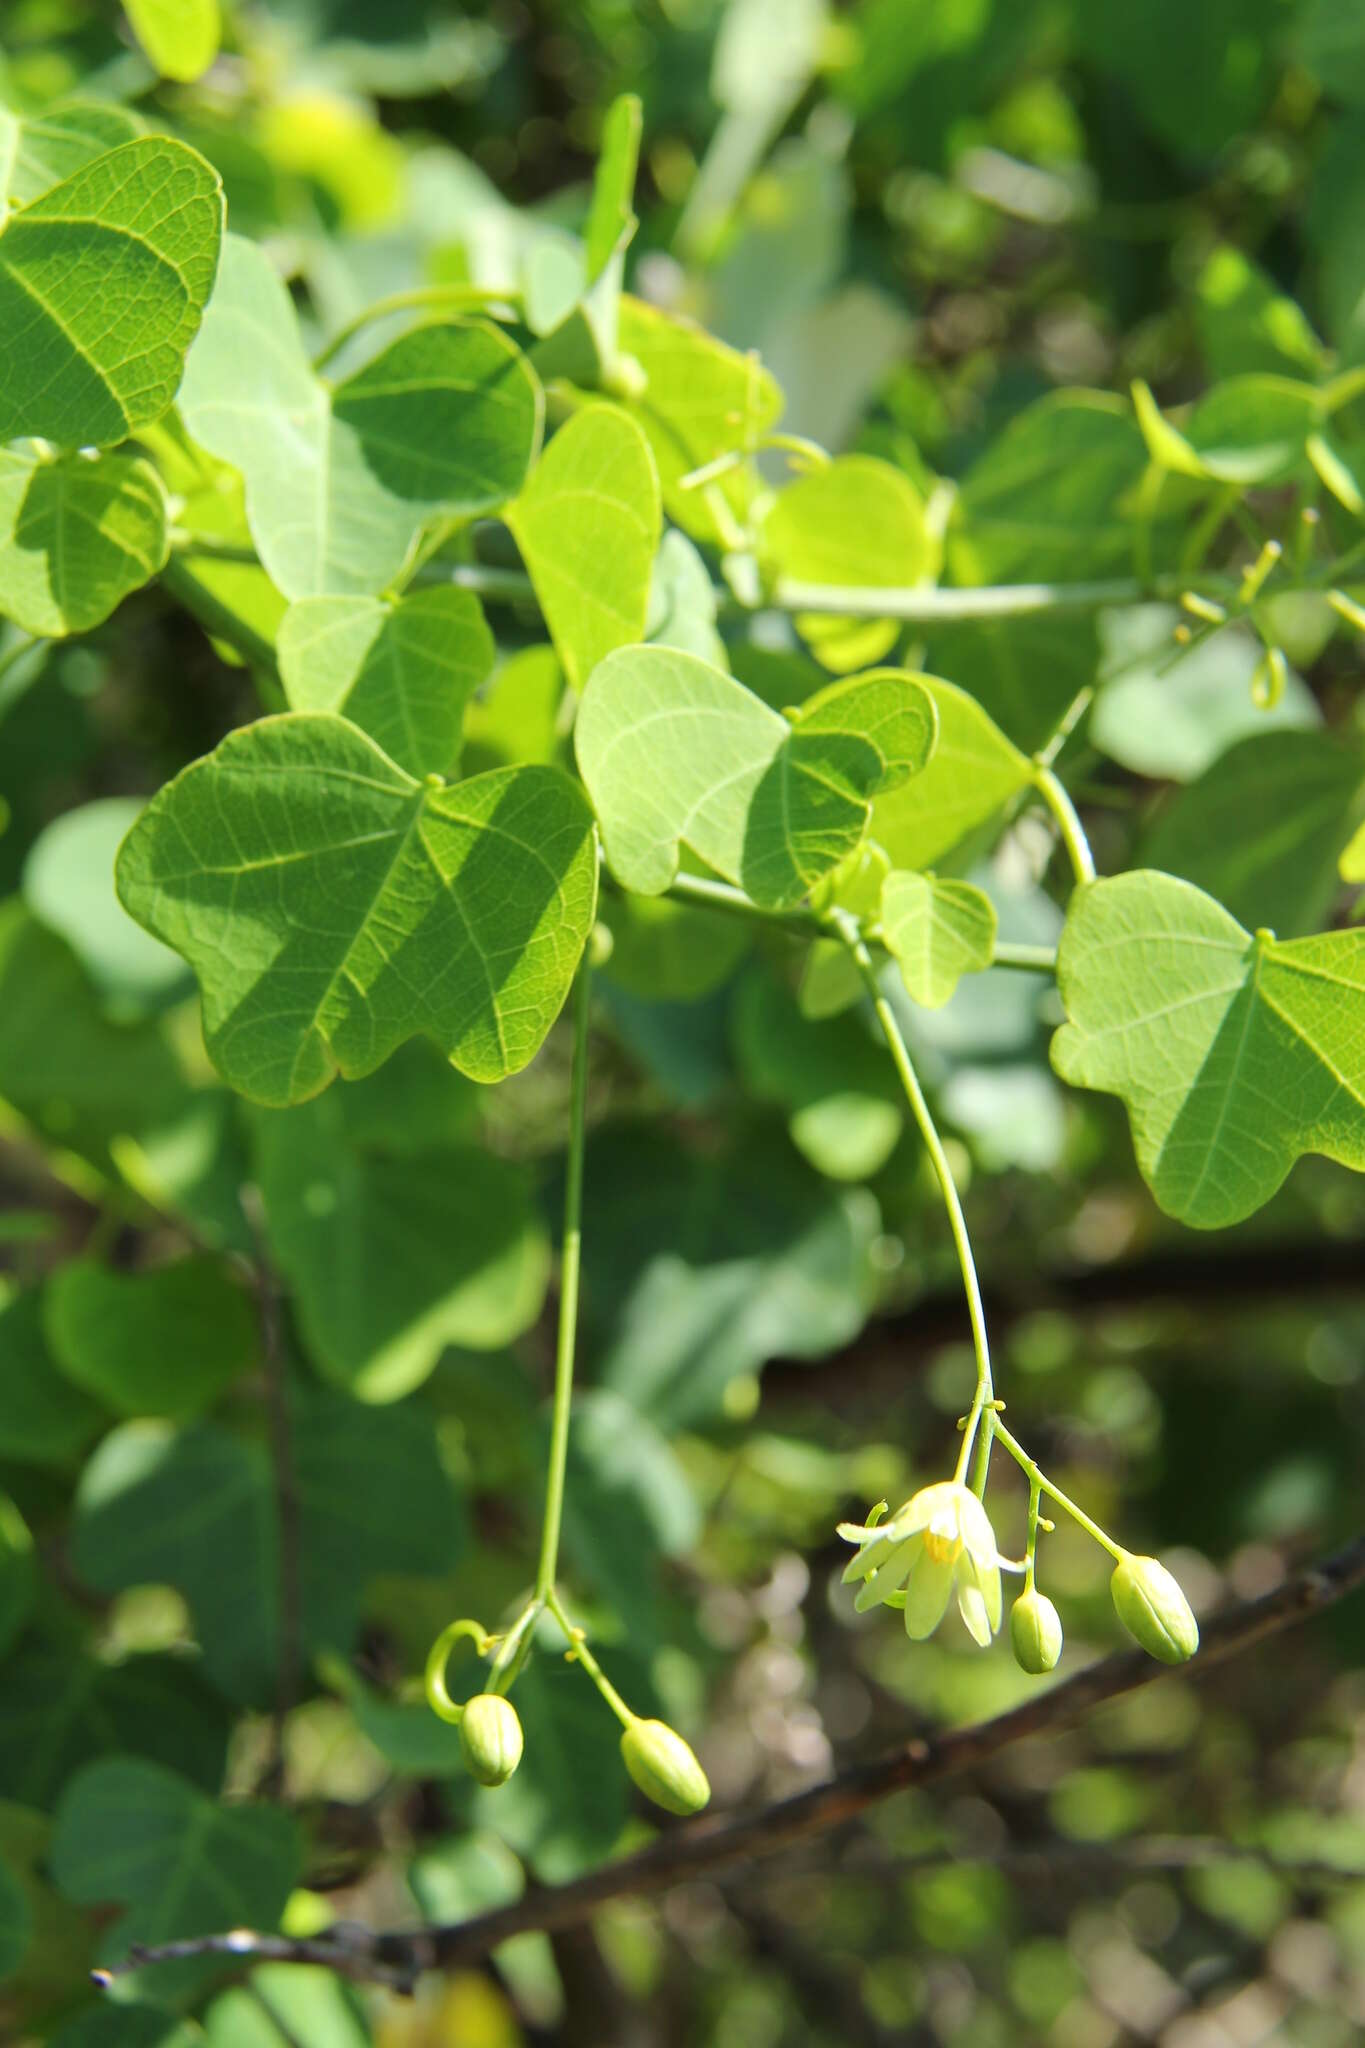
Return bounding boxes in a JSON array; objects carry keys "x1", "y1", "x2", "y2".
[
  {"x1": 546, "y1": 1588, "x2": 634, "y2": 1728},
  {"x1": 1033, "y1": 763, "x2": 1097, "y2": 886},
  {"x1": 992, "y1": 1417, "x2": 1125, "y2": 1561},
  {"x1": 844, "y1": 929, "x2": 995, "y2": 1482},
  {"x1": 535, "y1": 952, "x2": 594, "y2": 1602},
  {"x1": 313, "y1": 283, "x2": 524, "y2": 371}
]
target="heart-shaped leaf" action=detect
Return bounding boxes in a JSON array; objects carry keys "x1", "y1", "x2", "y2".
[
  {"x1": 880, "y1": 870, "x2": 998, "y2": 1007},
  {"x1": 1053, "y1": 869, "x2": 1365, "y2": 1226},
  {"x1": 115, "y1": 712, "x2": 598, "y2": 1105},
  {"x1": 44, "y1": 1255, "x2": 257, "y2": 1420},
  {"x1": 576, "y1": 646, "x2": 936, "y2": 910},
  {"x1": 870, "y1": 675, "x2": 1032, "y2": 871},
  {"x1": 0, "y1": 137, "x2": 223, "y2": 446},
  {"x1": 0, "y1": 102, "x2": 144, "y2": 212},
  {"x1": 51, "y1": 1758, "x2": 299, "y2": 1965},
  {"x1": 508, "y1": 403, "x2": 660, "y2": 689},
  {"x1": 277, "y1": 587, "x2": 494, "y2": 778},
  {"x1": 0, "y1": 450, "x2": 168, "y2": 637},
  {"x1": 179, "y1": 235, "x2": 541, "y2": 599}
]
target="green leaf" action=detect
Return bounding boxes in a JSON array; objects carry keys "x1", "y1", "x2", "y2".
[
  {"x1": 0, "y1": 1286, "x2": 105, "y2": 1468},
  {"x1": 0, "y1": 1803, "x2": 94, "y2": 2008},
  {"x1": 759, "y1": 455, "x2": 941, "y2": 673},
  {"x1": 1194, "y1": 245, "x2": 1329, "y2": 380},
  {"x1": 880, "y1": 870, "x2": 997, "y2": 1008},
  {"x1": 0, "y1": 1648, "x2": 232, "y2": 1808},
  {"x1": 0, "y1": 1849, "x2": 30, "y2": 1982},
  {"x1": 44, "y1": 1255, "x2": 257, "y2": 1420},
  {"x1": 646, "y1": 528, "x2": 727, "y2": 667},
  {"x1": 732, "y1": 969, "x2": 903, "y2": 1180},
  {"x1": 0, "y1": 138, "x2": 223, "y2": 447},
  {"x1": 51, "y1": 1758, "x2": 300, "y2": 1965},
  {"x1": 1141, "y1": 730, "x2": 1365, "y2": 937},
  {"x1": 125, "y1": 0, "x2": 221, "y2": 82},
  {"x1": 115, "y1": 712, "x2": 599, "y2": 1104},
  {"x1": 1052, "y1": 870, "x2": 1365, "y2": 1227},
  {"x1": 617, "y1": 294, "x2": 784, "y2": 544},
  {"x1": 205, "y1": 1967, "x2": 371, "y2": 2048},
  {"x1": 601, "y1": 890, "x2": 750, "y2": 1001},
  {"x1": 409, "y1": 1832, "x2": 523, "y2": 1922},
  {"x1": 925, "y1": 612, "x2": 1099, "y2": 754},
  {"x1": 1135, "y1": 375, "x2": 1320, "y2": 486},
  {"x1": 51, "y1": 2006, "x2": 203, "y2": 2048},
  {"x1": 0, "y1": 450, "x2": 168, "y2": 638},
  {"x1": 949, "y1": 392, "x2": 1155, "y2": 584},
  {"x1": 251, "y1": 1091, "x2": 548, "y2": 1400},
  {"x1": 23, "y1": 798, "x2": 185, "y2": 1008},
  {"x1": 559, "y1": 1389, "x2": 701, "y2": 1638},
  {"x1": 179, "y1": 237, "x2": 541, "y2": 599},
  {"x1": 463, "y1": 645, "x2": 565, "y2": 773},
  {"x1": 869, "y1": 675, "x2": 1032, "y2": 871},
  {"x1": 277, "y1": 588, "x2": 494, "y2": 779},
  {"x1": 576, "y1": 647, "x2": 936, "y2": 910},
  {"x1": 1091, "y1": 606, "x2": 1318, "y2": 781},
  {"x1": 507, "y1": 404, "x2": 660, "y2": 690},
  {"x1": 71, "y1": 1398, "x2": 465, "y2": 1702},
  {"x1": 0, "y1": 1497, "x2": 35, "y2": 1663},
  {"x1": 585, "y1": 91, "x2": 642, "y2": 279},
  {"x1": 0, "y1": 103, "x2": 144, "y2": 212}
]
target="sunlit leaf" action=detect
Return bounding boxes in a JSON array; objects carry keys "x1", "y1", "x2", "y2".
[
  {"x1": 1053, "y1": 869, "x2": 1365, "y2": 1226},
  {"x1": 869, "y1": 675, "x2": 1032, "y2": 871},
  {"x1": 115, "y1": 712, "x2": 598, "y2": 1104},
  {"x1": 576, "y1": 646, "x2": 935, "y2": 910},
  {"x1": 124, "y1": 0, "x2": 221, "y2": 82},
  {"x1": 0, "y1": 449, "x2": 167, "y2": 639},
  {"x1": 0, "y1": 138, "x2": 223, "y2": 446},
  {"x1": 880, "y1": 869, "x2": 997, "y2": 1008}
]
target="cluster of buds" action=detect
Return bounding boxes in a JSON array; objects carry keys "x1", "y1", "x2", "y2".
[{"x1": 840, "y1": 1478, "x2": 1199, "y2": 1672}]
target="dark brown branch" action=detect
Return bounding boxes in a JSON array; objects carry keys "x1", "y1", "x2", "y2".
[{"x1": 96, "y1": 1531, "x2": 1365, "y2": 1995}]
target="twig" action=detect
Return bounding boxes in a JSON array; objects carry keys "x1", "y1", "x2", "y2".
[
  {"x1": 241, "y1": 1186, "x2": 301, "y2": 1796},
  {"x1": 94, "y1": 1531, "x2": 1365, "y2": 1992}
]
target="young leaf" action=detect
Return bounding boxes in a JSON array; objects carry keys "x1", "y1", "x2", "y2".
[
  {"x1": 277, "y1": 587, "x2": 495, "y2": 778},
  {"x1": 617, "y1": 294, "x2": 783, "y2": 543},
  {"x1": 1053, "y1": 869, "x2": 1365, "y2": 1227},
  {"x1": 576, "y1": 646, "x2": 936, "y2": 910},
  {"x1": 124, "y1": 0, "x2": 222, "y2": 83},
  {"x1": 584, "y1": 91, "x2": 643, "y2": 278},
  {"x1": 759, "y1": 455, "x2": 941, "y2": 673},
  {"x1": 880, "y1": 870, "x2": 998, "y2": 1008},
  {"x1": 869, "y1": 676, "x2": 1033, "y2": 871},
  {"x1": 251, "y1": 1095, "x2": 548, "y2": 1400},
  {"x1": 0, "y1": 138, "x2": 223, "y2": 447},
  {"x1": 43, "y1": 1255, "x2": 257, "y2": 1421},
  {"x1": 507, "y1": 404, "x2": 660, "y2": 689},
  {"x1": 51, "y1": 1758, "x2": 300, "y2": 1965},
  {"x1": 0, "y1": 451, "x2": 168, "y2": 639},
  {"x1": 115, "y1": 712, "x2": 599, "y2": 1104},
  {"x1": 178, "y1": 237, "x2": 541, "y2": 599}
]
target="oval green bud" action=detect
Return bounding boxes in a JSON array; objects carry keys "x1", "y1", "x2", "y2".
[
  {"x1": 620, "y1": 1718, "x2": 710, "y2": 1816},
  {"x1": 1010, "y1": 1589, "x2": 1063, "y2": 1674},
  {"x1": 1110, "y1": 1554, "x2": 1199, "y2": 1664},
  {"x1": 459, "y1": 1693, "x2": 524, "y2": 1787}
]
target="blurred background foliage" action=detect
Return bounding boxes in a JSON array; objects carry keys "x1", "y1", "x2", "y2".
[{"x1": 3, "y1": 2, "x2": 1365, "y2": 2045}]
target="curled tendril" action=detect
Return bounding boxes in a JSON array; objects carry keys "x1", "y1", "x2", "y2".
[{"x1": 424, "y1": 1617, "x2": 495, "y2": 1724}]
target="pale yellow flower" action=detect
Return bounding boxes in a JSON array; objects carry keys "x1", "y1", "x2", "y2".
[{"x1": 840, "y1": 1481, "x2": 1003, "y2": 1646}]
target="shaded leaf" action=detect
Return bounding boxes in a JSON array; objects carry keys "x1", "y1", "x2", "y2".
[
  {"x1": 278, "y1": 587, "x2": 494, "y2": 778},
  {"x1": 0, "y1": 1851, "x2": 29, "y2": 1983},
  {"x1": 115, "y1": 712, "x2": 598, "y2": 1104},
  {"x1": 0, "y1": 1649, "x2": 232, "y2": 1809},
  {"x1": 0, "y1": 450, "x2": 168, "y2": 638},
  {"x1": 732, "y1": 969, "x2": 903, "y2": 1180},
  {"x1": 508, "y1": 404, "x2": 660, "y2": 689},
  {"x1": 0, "y1": 1499, "x2": 34, "y2": 1663},
  {"x1": 0, "y1": 1287, "x2": 106, "y2": 1469},
  {"x1": 44, "y1": 1255, "x2": 257, "y2": 1421},
  {"x1": 1053, "y1": 870, "x2": 1365, "y2": 1226},
  {"x1": 577, "y1": 646, "x2": 935, "y2": 910},
  {"x1": 0, "y1": 138, "x2": 223, "y2": 446},
  {"x1": 880, "y1": 870, "x2": 997, "y2": 1007}
]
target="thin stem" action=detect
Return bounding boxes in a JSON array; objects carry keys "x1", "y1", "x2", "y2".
[
  {"x1": 842, "y1": 928, "x2": 994, "y2": 1475},
  {"x1": 534, "y1": 953, "x2": 594, "y2": 1602},
  {"x1": 546, "y1": 1589, "x2": 634, "y2": 1727},
  {"x1": 1033, "y1": 764, "x2": 1097, "y2": 886},
  {"x1": 162, "y1": 555, "x2": 280, "y2": 681},
  {"x1": 313, "y1": 284, "x2": 523, "y2": 371},
  {"x1": 991, "y1": 1418, "x2": 1124, "y2": 1561}
]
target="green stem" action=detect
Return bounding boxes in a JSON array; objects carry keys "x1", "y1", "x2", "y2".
[
  {"x1": 992, "y1": 1418, "x2": 1125, "y2": 1561},
  {"x1": 161, "y1": 556, "x2": 281, "y2": 682},
  {"x1": 546, "y1": 1589, "x2": 634, "y2": 1728},
  {"x1": 843, "y1": 928, "x2": 994, "y2": 1480},
  {"x1": 313, "y1": 284, "x2": 523, "y2": 371},
  {"x1": 1032, "y1": 764, "x2": 1097, "y2": 886},
  {"x1": 534, "y1": 953, "x2": 593, "y2": 1603}
]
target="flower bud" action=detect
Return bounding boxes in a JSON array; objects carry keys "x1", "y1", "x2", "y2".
[
  {"x1": 620, "y1": 1718, "x2": 710, "y2": 1816},
  {"x1": 1010, "y1": 1589, "x2": 1063, "y2": 1674},
  {"x1": 1110, "y1": 1554, "x2": 1199, "y2": 1664},
  {"x1": 459, "y1": 1693, "x2": 523, "y2": 1786}
]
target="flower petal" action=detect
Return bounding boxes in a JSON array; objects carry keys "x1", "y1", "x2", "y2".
[
  {"x1": 853, "y1": 1540, "x2": 917, "y2": 1612},
  {"x1": 956, "y1": 1487, "x2": 1000, "y2": 1568},
  {"x1": 902, "y1": 1548, "x2": 954, "y2": 1639},
  {"x1": 956, "y1": 1575, "x2": 993, "y2": 1646}
]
